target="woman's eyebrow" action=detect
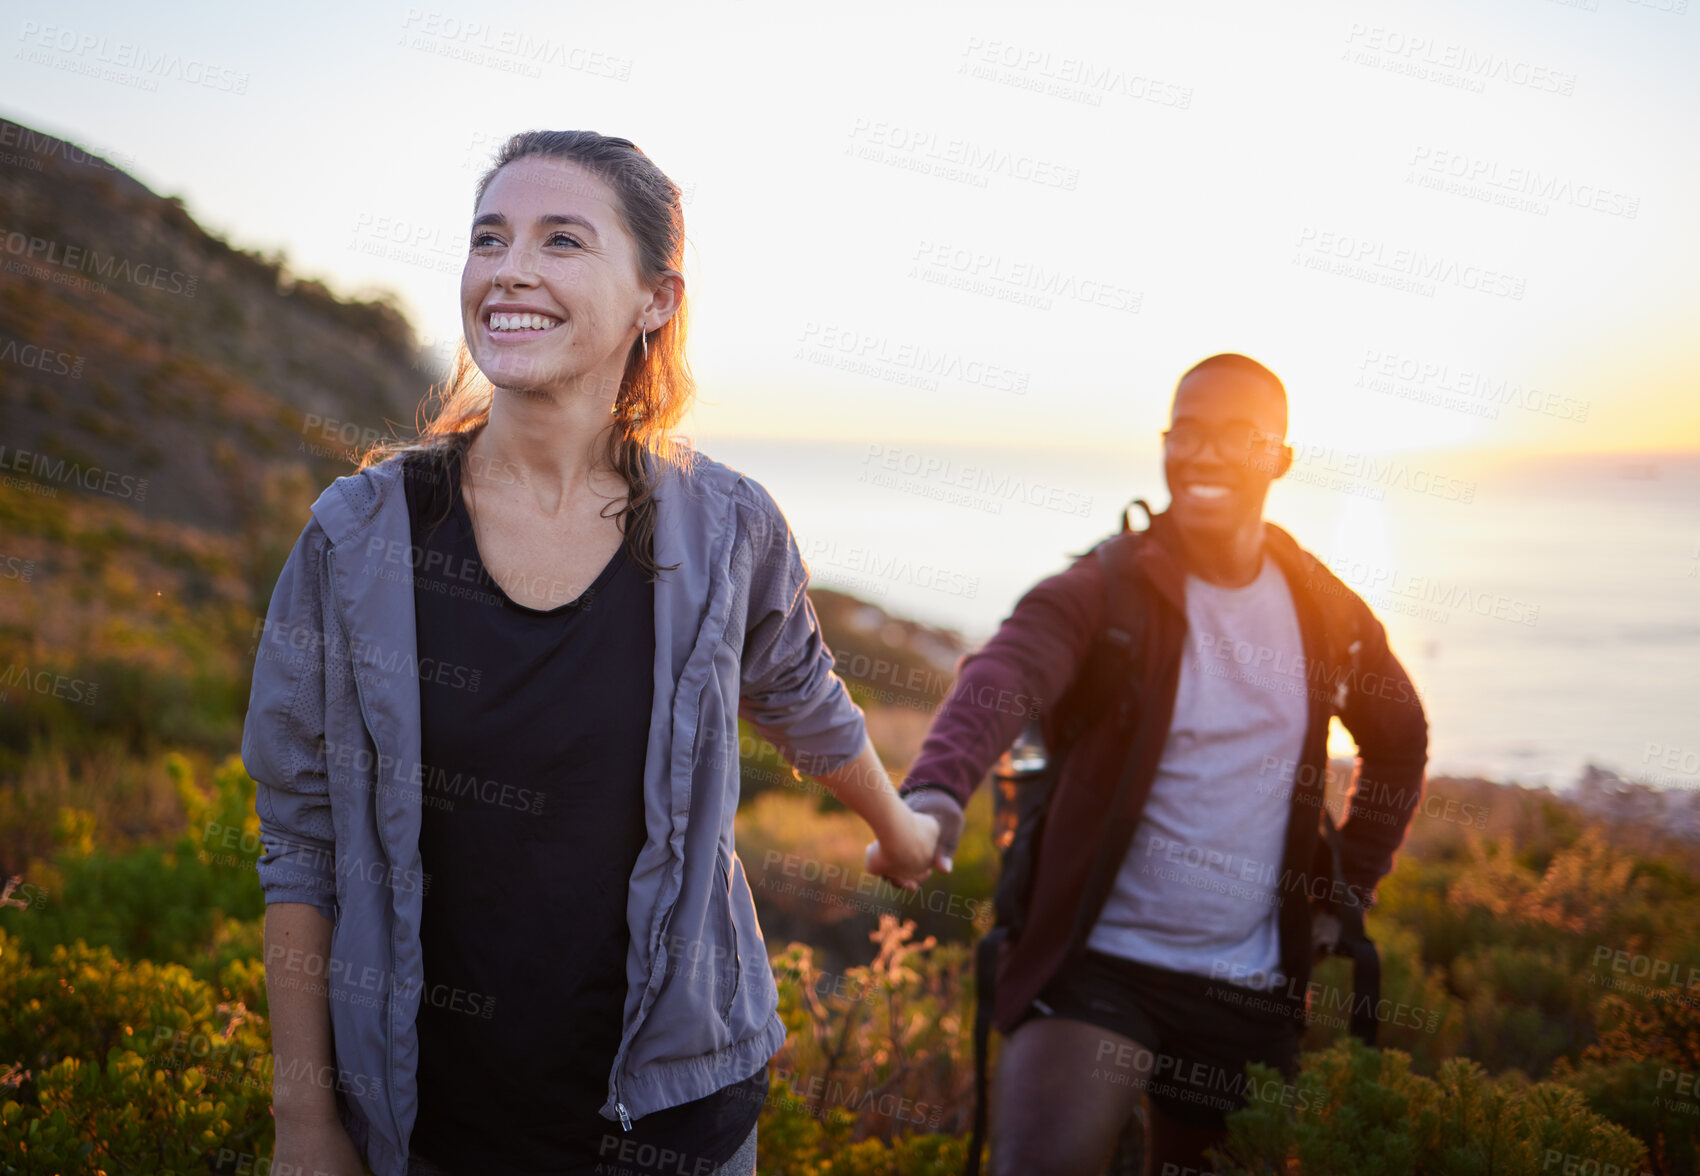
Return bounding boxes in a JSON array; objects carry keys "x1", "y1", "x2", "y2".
[{"x1": 471, "y1": 211, "x2": 600, "y2": 240}]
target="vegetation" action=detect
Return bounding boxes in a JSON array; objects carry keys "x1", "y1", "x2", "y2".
[
  {"x1": 0, "y1": 752, "x2": 1694, "y2": 1172},
  {"x1": 1212, "y1": 1041, "x2": 1646, "y2": 1176}
]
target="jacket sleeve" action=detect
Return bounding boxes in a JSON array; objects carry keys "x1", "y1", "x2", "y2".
[
  {"x1": 899, "y1": 547, "x2": 1106, "y2": 811},
  {"x1": 1333, "y1": 596, "x2": 1430, "y2": 901},
  {"x1": 240, "y1": 515, "x2": 339, "y2": 924},
  {"x1": 736, "y1": 481, "x2": 869, "y2": 777}
]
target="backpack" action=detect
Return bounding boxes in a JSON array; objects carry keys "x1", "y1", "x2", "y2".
[{"x1": 961, "y1": 500, "x2": 1381, "y2": 1176}]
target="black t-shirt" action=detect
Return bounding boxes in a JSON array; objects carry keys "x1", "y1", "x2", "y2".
[{"x1": 402, "y1": 448, "x2": 767, "y2": 1176}]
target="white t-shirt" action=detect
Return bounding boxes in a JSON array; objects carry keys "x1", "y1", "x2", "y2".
[{"x1": 1085, "y1": 553, "x2": 1311, "y2": 990}]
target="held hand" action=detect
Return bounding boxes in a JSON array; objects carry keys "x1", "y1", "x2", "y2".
[
  {"x1": 902, "y1": 789, "x2": 965, "y2": 873},
  {"x1": 1311, "y1": 910, "x2": 1343, "y2": 959},
  {"x1": 273, "y1": 1113, "x2": 366, "y2": 1176},
  {"x1": 865, "y1": 810, "x2": 940, "y2": 891}
]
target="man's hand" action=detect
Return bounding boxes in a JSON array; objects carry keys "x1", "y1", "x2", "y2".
[
  {"x1": 903, "y1": 789, "x2": 965, "y2": 874},
  {"x1": 865, "y1": 809, "x2": 940, "y2": 891}
]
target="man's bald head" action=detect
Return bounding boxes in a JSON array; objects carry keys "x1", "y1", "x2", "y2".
[{"x1": 1172, "y1": 353, "x2": 1288, "y2": 438}]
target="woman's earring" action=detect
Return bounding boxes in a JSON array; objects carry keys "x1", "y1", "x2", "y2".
[{"x1": 639, "y1": 321, "x2": 648, "y2": 359}]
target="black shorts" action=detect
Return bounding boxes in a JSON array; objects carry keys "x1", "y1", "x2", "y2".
[{"x1": 1015, "y1": 948, "x2": 1306, "y2": 1130}]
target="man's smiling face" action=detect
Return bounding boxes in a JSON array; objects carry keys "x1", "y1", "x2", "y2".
[{"x1": 1162, "y1": 364, "x2": 1291, "y2": 542}]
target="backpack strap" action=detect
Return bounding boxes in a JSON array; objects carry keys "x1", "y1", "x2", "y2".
[
  {"x1": 1120, "y1": 495, "x2": 1153, "y2": 536},
  {"x1": 1316, "y1": 806, "x2": 1380, "y2": 1045},
  {"x1": 965, "y1": 928, "x2": 1004, "y2": 1176}
]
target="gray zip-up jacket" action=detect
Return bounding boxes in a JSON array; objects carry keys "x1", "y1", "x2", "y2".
[{"x1": 240, "y1": 445, "x2": 868, "y2": 1176}]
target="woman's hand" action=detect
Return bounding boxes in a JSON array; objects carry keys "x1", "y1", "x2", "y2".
[
  {"x1": 1311, "y1": 910, "x2": 1343, "y2": 960},
  {"x1": 273, "y1": 1112, "x2": 366, "y2": 1176},
  {"x1": 865, "y1": 808, "x2": 941, "y2": 891}
]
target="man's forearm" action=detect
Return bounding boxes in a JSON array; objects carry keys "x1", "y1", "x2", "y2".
[
  {"x1": 1339, "y1": 755, "x2": 1427, "y2": 895},
  {"x1": 902, "y1": 553, "x2": 1101, "y2": 805},
  {"x1": 1336, "y1": 617, "x2": 1429, "y2": 896},
  {"x1": 263, "y1": 902, "x2": 341, "y2": 1126},
  {"x1": 900, "y1": 648, "x2": 1041, "y2": 807}
]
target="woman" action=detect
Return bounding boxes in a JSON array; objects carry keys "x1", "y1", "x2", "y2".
[{"x1": 243, "y1": 130, "x2": 943, "y2": 1176}]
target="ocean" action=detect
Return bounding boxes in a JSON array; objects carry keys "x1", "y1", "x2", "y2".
[{"x1": 698, "y1": 437, "x2": 1700, "y2": 793}]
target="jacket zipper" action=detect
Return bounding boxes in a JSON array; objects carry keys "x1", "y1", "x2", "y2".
[
  {"x1": 606, "y1": 829, "x2": 687, "y2": 1130},
  {"x1": 607, "y1": 667, "x2": 714, "y2": 1130},
  {"x1": 324, "y1": 547, "x2": 407, "y2": 1154},
  {"x1": 608, "y1": 894, "x2": 676, "y2": 1131}
]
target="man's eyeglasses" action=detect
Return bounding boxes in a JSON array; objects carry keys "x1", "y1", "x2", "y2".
[{"x1": 1162, "y1": 418, "x2": 1286, "y2": 462}]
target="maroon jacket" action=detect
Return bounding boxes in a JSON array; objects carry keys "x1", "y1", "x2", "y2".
[{"x1": 900, "y1": 510, "x2": 1429, "y2": 1034}]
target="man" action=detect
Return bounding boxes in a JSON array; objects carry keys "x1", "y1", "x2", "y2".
[{"x1": 890, "y1": 354, "x2": 1429, "y2": 1174}]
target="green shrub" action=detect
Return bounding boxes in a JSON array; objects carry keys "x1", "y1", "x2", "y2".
[
  {"x1": 1553, "y1": 986, "x2": 1700, "y2": 1175},
  {"x1": 0, "y1": 926, "x2": 275, "y2": 1174},
  {"x1": 1210, "y1": 1037, "x2": 1648, "y2": 1176},
  {"x1": 0, "y1": 755, "x2": 263, "y2": 985}
]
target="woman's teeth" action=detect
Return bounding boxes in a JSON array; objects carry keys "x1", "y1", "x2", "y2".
[
  {"x1": 1185, "y1": 484, "x2": 1230, "y2": 500},
  {"x1": 488, "y1": 313, "x2": 561, "y2": 332}
]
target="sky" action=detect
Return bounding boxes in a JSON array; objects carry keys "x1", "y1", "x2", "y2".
[{"x1": 3, "y1": 0, "x2": 1698, "y2": 460}]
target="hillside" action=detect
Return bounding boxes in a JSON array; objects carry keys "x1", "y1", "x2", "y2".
[{"x1": 0, "y1": 116, "x2": 425, "y2": 533}]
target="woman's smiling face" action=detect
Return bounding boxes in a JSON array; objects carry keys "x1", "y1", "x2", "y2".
[{"x1": 460, "y1": 155, "x2": 651, "y2": 401}]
